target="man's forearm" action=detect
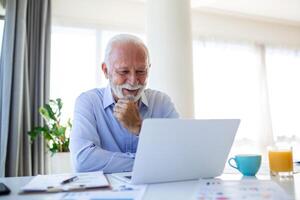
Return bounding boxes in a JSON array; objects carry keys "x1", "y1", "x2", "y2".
[{"x1": 71, "y1": 143, "x2": 135, "y2": 173}]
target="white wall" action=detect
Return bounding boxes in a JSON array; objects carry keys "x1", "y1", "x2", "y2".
[
  {"x1": 52, "y1": 0, "x2": 145, "y2": 33},
  {"x1": 52, "y1": 0, "x2": 300, "y2": 47},
  {"x1": 192, "y1": 10, "x2": 300, "y2": 48}
]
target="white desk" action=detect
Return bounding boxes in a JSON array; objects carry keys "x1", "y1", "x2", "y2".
[{"x1": 0, "y1": 173, "x2": 299, "y2": 200}]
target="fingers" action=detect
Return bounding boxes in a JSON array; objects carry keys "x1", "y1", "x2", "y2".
[
  {"x1": 116, "y1": 99, "x2": 137, "y2": 108},
  {"x1": 114, "y1": 102, "x2": 128, "y2": 110},
  {"x1": 114, "y1": 100, "x2": 131, "y2": 119},
  {"x1": 113, "y1": 111, "x2": 124, "y2": 122},
  {"x1": 113, "y1": 99, "x2": 142, "y2": 135},
  {"x1": 114, "y1": 99, "x2": 137, "y2": 111},
  {"x1": 116, "y1": 98, "x2": 131, "y2": 104},
  {"x1": 113, "y1": 99, "x2": 140, "y2": 125}
]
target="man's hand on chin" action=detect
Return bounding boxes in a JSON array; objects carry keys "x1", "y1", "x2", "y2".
[{"x1": 113, "y1": 98, "x2": 142, "y2": 136}]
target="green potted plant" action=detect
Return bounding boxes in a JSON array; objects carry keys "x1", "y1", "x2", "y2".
[{"x1": 28, "y1": 98, "x2": 72, "y2": 173}]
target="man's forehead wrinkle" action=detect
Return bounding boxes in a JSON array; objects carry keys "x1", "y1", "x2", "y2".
[
  {"x1": 111, "y1": 52, "x2": 147, "y2": 70},
  {"x1": 111, "y1": 42, "x2": 147, "y2": 59}
]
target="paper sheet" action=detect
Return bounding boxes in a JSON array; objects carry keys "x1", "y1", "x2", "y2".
[
  {"x1": 60, "y1": 184, "x2": 147, "y2": 200},
  {"x1": 193, "y1": 179, "x2": 291, "y2": 200},
  {"x1": 21, "y1": 171, "x2": 109, "y2": 192}
]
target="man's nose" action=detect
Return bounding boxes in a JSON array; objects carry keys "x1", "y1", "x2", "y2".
[{"x1": 127, "y1": 73, "x2": 138, "y2": 85}]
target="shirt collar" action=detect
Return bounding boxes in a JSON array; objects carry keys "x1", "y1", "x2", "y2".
[
  {"x1": 103, "y1": 85, "x2": 149, "y2": 109},
  {"x1": 140, "y1": 90, "x2": 149, "y2": 108},
  {"x1": 103, "y1": 85, "x2": 116, "y2": 109}
]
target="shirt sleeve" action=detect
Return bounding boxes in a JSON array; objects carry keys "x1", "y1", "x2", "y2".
[{"x1": 70, "y1": 93, "x2": 135, "y2": 174}]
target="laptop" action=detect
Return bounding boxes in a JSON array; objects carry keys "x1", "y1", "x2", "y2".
[{"x1": 112, "y1": 118, "x2": 240, "y2": 184}]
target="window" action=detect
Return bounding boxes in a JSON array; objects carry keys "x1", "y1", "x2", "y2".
[
  {"x1": 266, "y1": 47, "x2": 300, "y2": 158},
  {"x1": 193, "y1": 40, "x2": 273, "y2": 154},
  {"x1": 50, "y1": 26, "x2": 99, "y2": 122},
  {"x1": 193, "y1": 39, "x2": 300, "y2": 160}
]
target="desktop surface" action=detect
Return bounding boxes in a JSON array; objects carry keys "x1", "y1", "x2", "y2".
[{"x1": 0, "y1": 173, "x2": 299, "y2": 200}]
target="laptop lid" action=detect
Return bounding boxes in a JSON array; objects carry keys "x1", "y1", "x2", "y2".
[{"x1": 131, "y1": 119, "x2": 240, "y2": 184}]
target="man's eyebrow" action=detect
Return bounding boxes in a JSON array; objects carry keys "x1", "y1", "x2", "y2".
[
  {"x1": 116, "y1": 65, "x2": 148, "y2": 69},
  {"x1": 116, "y1": 66, "x2": 130, "y2": 70},
  {"x1": 136, "y1": 64, "x2": 149, "y2": 68}
]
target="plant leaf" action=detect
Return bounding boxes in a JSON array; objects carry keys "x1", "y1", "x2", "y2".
[
  {"x1": 57, "y1": 126, "x2": 66, "y2": 136},
  {"x1": 29, "y1": 98, "x2": 72, "y2": 153},
  {"x1": 43, "y1": 104, "x2": 57, "y2": 121},
  {"x1": 67, "y1": 118, "x2": 72, "y2": 129},
  {"x1": 39, "y1": 107, "x2": 51, "y2": 122},
  {"x1": 56, "y1": 98, "x2": 62, "y2": 111}
]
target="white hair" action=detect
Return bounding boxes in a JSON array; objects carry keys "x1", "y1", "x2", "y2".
[{"x1": 103, "y1": 34, "x2": 150, "y2": 69}]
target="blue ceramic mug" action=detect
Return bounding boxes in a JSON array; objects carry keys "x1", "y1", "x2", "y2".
[{"x1": 228, "y1": 154, "x2": 261, "y2": 176}]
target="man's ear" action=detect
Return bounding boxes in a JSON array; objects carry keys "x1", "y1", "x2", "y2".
[{"x1": 102, "y1": 63, "x2": 109, "y2": 79}]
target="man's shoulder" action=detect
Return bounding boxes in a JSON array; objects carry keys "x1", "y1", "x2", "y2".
[
  {"x1": 144, "y1": 88, "x2": 171, "y2": 101},
  {"x1": 143, "y1": 88, "x2": 178, "y2": 117},
  {"x1": 76, "y1": 88, "x2": 105, "y2": 102},
  {"x1": 144, "y1": 88, "x2": 167, "y2": 96},
  {"x1": 82, "y1": 88, "x2": 105, "y2": 95}
]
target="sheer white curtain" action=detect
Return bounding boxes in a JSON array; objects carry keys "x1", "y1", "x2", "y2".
[
  {"x1": 50, "y1": 26, "x2": 100, "y2": 124},
  {"x1": 266, "y1": 47, "x2": 300, "y2": 160},
  {"x1": 193, "y1": 39, "x2": 274, "y2": 156}
]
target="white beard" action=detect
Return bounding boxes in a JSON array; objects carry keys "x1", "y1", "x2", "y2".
[{"x1": 110, "y1": 80, "x2": 146, "y2": 102}]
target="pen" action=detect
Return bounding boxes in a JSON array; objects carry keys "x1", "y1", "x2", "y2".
[{"x1": 61, "y1": 176, "x2": 78, "y2": 185}]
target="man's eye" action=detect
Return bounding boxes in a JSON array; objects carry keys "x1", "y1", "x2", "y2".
[
  {"x1": 136, "y1": 71, "x2": 146, "y2": 75},
  {"x1": 118, "y1": 71, "x2": 129, "y2": 75}
]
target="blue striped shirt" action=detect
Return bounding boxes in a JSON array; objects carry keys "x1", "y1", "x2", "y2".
[{"x1": 70, "y1": 85, "x2": 179, "y2": 173}]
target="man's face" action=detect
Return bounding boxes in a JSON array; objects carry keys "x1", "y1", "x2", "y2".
[{"x1": 102, "y1": 43, "x2": 149, "y2": 101}]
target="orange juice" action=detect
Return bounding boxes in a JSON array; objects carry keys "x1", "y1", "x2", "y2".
[{"x1": 268, "y1": 150, "x2": 293, "y2": 174}]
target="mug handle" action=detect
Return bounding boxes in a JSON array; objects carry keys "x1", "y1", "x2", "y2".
[{"x1": 228, "y1": 157, "x2": 238, "y2": 169}]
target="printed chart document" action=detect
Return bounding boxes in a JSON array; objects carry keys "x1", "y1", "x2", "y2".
[
  {"x1": 193, "y1": 179, "x2": 291, "y2": 200},
  {"x1": 59, "y1": 184, "x2": 147, "y2": 200},
  {"x1": 20, "y1": 171, "x2": 110, "y2": 193}
]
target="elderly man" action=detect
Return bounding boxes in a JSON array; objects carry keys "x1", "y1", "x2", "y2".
[{"x1": 70, "y1": 34, "x2": 179, "y2": 173}]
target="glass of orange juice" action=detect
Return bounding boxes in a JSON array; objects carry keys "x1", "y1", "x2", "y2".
[{"x1": 268, "y1": 146, "x2": 294, "y2": 176}]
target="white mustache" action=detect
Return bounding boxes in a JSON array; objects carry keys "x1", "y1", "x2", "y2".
[
  {"x1": 121, "y1": 83, "x2": 144, "y2": 90},
  {"x1": 110, "y1": 80, "x2": 147, "y2": 102}
]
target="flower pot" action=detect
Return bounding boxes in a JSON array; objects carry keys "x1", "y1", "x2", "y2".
[{"x1": 48, "y1": 152, "x2": 72, "y2": 174}]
